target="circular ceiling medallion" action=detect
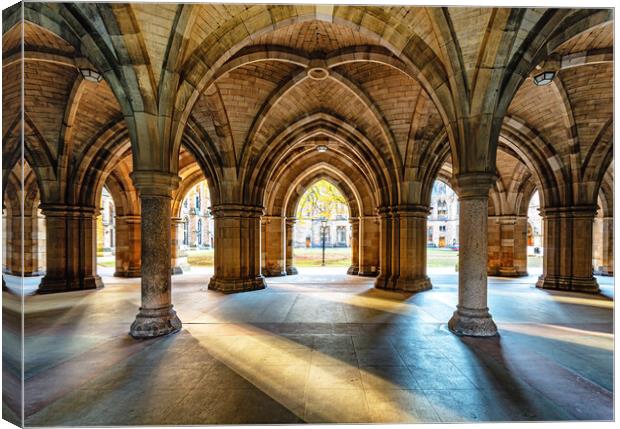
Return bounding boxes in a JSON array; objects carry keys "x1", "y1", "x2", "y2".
[{"x1": 307, "y1": 67, "x2": 329, "y2": 81}]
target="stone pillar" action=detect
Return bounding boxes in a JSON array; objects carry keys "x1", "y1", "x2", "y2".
[
  {"x1": 375, "y1": 205, "x2": 431, "y2": 292},
  {"x1": 129, "y1": 172, "x2": 181, "y2": 338},
  {"x1": 536, "y1": 206, "x2": 599, "y2": 292},
  {"x1": 347, "y1": 217, "x2": 359, "y2": 275},
  {"x1": 208, "y1": 204, "x2": 266, "y2": 292},
  {"x1": 374, "y1": 207, "x2": 391, "y2": 288},
  {"x1": 285, "y1": 217, "x2": 298, "y2": 275},
  {"x1": 448, "y1": 174, "x2": 497, "y2": 337},
  {"x1": 3, "y1": 213, "x2": 20, "y2": 277},
  {"x1": 39, "y1": 205, "x2": 103, "y2": 293},
  {"x1": 171, "y1": 217, "x2": 188, "y2": 275},
  {"x1": 601, "y1": 216, "x2": 613, "y2": 276},
  {"x1": 263, "y1": 215, "x2": 286, "y2": 277},
  {"x1": 114, "y1": 215, "x2": 141, "y2": 277},
  {"x1": 487, "y1": 215, "x2": 528, "y2": 277},
  {"x1": 359, "y1": 215, "x2": 380, "y2": 276}
]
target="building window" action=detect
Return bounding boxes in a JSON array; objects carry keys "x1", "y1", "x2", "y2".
[
  {"x1": 336, "y1": 226, "x2": 346, "y2": 244},
  {"x1": 439, "y1": 225, "x2": 446, "y2": 232},
  {"x1": 183, "y1": 218, "x2": 189, "y2": 246},
  {"x1": 195, "y1": 194, "x2": 201, "y2": 212},
  {"x1": 197, "y1": 219, "x2": 202, "y2": 245}
]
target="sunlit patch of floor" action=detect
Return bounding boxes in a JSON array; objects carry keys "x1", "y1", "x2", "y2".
[{"x1": 4, "y1": 266, "x2": 613, "y2": 424}]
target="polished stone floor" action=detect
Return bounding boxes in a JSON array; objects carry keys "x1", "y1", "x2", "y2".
[{"x1": 2, "y1": 267, "x2": 614, "y2": 425}]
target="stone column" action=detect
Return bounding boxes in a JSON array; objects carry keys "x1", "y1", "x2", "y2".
[
  {"x1": 39, "y1": 205, "x2": 103, "y2": 293},
  {"x1": 347, "y1": 217, "x2": 359, "y2": 275},
  {"x1": 448, "y1": 174, "x2": 497, "y2": 337},
  {"x1": 601, "y1": 216, "x2": 613, "y2": 276},
  {"x1": 114, "y1": 215, "x2": 141, "y2": 277},
  {"x1": 3, "y1": 213, "x2": 21, "y2": 277},
  {"x1": 129, "y1": 172, "x2": 181, "y2": 338},
  {"x1": 358, "y1": 215, "x2": 380, "y2": 276},
  {"x1": 375, "y1": 205, "x2": 431, "y2": 292},
  {"x1": 171, "y1": 217, "x2": 187, "y2": 275},
  {"x1": 374, "y1": 207, "x2": 392, "y2": 288},
  {"x1": 487, "y1": 215, "x2": 528, "y2": 277},
  {"x1": 536, "y1": 206, "x2": 599, "y2": 292},
  {"x1": 285, "y1": 217, "x2": 298, "y2": 275},
  {"x1": 208, "y1": 204, "x2": 266, "y2": 292},
  {"x1": 263, "y1": 215, "x2": 286, "y2": 277}
]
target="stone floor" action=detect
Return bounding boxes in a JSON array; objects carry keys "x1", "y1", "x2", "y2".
[{"x1": 2, "y1": 267, "x2": 614, "y2": 425}]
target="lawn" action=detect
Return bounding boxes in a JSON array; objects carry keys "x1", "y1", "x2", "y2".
[{"x1": 97, "y1": 248, "x2": 544, "y2": 271}]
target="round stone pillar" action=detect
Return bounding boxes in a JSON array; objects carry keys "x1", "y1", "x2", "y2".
[
  {"x1": 448, "y1": 174, "x2": 497, "y2": 337},
  {"x1": 358, "y1": 215, "x2": 380, "y2": 276},
  {"x1": 285, "y1": 217, "x2": 298, "y2": 275},
  {"x1": 347, "y1": 218, "x2": 359, "y2": 275},
  {"x1": 114, "y1": 215, "x2": 141, "y2": 277},
  {"x1": 536, "y1": 206, "x2": 599, "y2": 293},
  {"x1": 208, "y1": 204, "x2": 266, "y2": 292},
  {"x1": 129, "y1": 172, "x2": 181, "y2": 338}
]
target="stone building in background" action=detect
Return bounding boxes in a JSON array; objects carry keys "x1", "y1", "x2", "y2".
[
  {"x1": 427, "y1": 181, "x2": 459, "y2": 248},
  {"x1": 96, "y1": 188, "x2": 116, "y2": 257},
  {"x1": 179, "y1": 181, "x2": 213, "y2": 250}
]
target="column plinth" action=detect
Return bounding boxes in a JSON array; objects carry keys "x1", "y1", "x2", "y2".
[
  {"x1": 448, "y1": 173, "x2": 497, "y2": 337},
  {"x1": 129, "y1": 171, "x2": 181, "y2": 338}
]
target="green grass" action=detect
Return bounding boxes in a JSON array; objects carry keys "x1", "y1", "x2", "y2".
[
  {"x1": 98, "y1": 247, "x2": 544, "y2": 271},
  {"x1": 187, "y1": 249, "x2": 214, "y2": 266},
  {"x1": 427, "y1": 248, "x2": 459, "y2": 268},
  {"x1": 293, "y1": 247, "x2": 351, "y2": 267}
]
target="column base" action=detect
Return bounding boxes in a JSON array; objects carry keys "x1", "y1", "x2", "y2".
[
  {"x1": 130, "y1": 305, "x2": 182, "y2": 338},
  {"x1": 492, "y1": 267, "x2": 528, "y2": 277},
  {"x1": 374, "y1": 273, "x2": 389, "y2": 288},
  {"x1": 601, "y1": 268, "x2": 613, "y2": 277},
  {"x1": 536, "y1": 275, "x2": 600, "y2": 293},
  {"x1": 208, "y1": 276, "x2": 267, "y2": 293},
  {"x1": 286, "y1": 267, "x2": 298, "y2": 275},
  {"x1": 376, "y1": 276, "x2": 432, "y2": 292},
  {"x1": 347, "y1": 265, "x2": 359, "y2": 275},
  {"x1": 38, "y1": 275, "x2": 104, "y2": 294},
  {"x1": 263, "y1": 268, "x2": 287, "y2": 277},
  {"x1": 114, "y1": 269, "x2": 142, "y2": 278},
  {"x1": 448, "y1": 306, "x2": 498, "y2": 337}
]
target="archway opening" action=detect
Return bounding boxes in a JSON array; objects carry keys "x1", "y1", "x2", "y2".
[
  {"x1": 293, "y1": 179, "x2": 351, "y2": 271},
  {"x1": 177, "y1": 180, "x2": 214, "y2": 270},
  {"x1": 96, "y1": 186, "x2": 116, "y2": 276},
  {"x1": 426, "y1": 180, "x2": 459, "y2": 274},
  {"x1": 526, "y1": 190, "x2": 543, "y2": 275}
]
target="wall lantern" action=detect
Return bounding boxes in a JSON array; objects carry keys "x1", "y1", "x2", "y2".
[
  {"x1": 532, "y1": 71, "x2": 555, "y2": 86},
  {"x1": 316, "y1": 145, "x2": 328, "y2": 153},
  {"x1": 79, "y1": 68, "x2": 103, "y2": 83}
]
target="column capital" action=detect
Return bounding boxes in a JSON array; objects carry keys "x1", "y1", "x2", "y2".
[
  {"x1": 450, "y1": 173, "x2": 496, "y2": 199},
  {"x1": 377, "y1": 205, "x2": 430, "y2": 218},
  {"x1": 285, "y1": 217, "x2": 297, "y2": 226},
  {"x1": 210, "y1": 204, "x2": 264, "y2": 218},
  {"x1": 116, "y1": 214, "x2": 141, "y2": 223},
  {"x1": 131, "y1": 171, "x2": 180, "y2": 197},
  {"x1": 540, "y1": 205, "x2": 598, "y2": 219},
  {"x1": 488, "y1": 214, "x2": 526, "y2": 224},
  {"x1": 39, "y1": 204, "x2": 97, "y2": 218},
  {"x1": 348, "y1": 217, "x2": 360, "y2": 226}
]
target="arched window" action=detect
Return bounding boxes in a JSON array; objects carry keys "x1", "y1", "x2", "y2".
[
  {"x1": 197, "y1": 219, "x2": 203, "y2": 245},
  {"x1": 195, "y1": 193, "x2": 201, "y2": 212}
]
